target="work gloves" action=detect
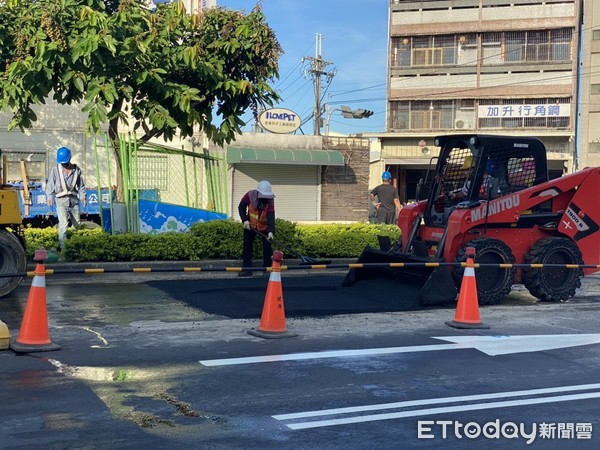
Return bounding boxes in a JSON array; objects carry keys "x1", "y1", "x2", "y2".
[
  {"x1": 243, "y1": 220, "x2": 250, "y2": 230},
  {"x1": 267, "y1": 232, "x2": 274, "y2": 241}
]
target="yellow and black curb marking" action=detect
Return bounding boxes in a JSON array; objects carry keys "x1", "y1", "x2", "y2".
[{"x1": 0, "y1": 261, "x2": 595, "y2": 279}]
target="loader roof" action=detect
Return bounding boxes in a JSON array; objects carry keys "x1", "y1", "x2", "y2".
[{"x1": 434, "y1": 134, "x2": 548, "y2": 161}]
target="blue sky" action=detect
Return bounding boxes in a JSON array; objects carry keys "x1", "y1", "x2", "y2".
[{"x1": 220, "y1": 0, "x2": 388, "y2": 135}]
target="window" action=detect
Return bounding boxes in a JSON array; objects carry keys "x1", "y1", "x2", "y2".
[
  {"x1": 505, "y1": 32, "x2": 525, "y2": 62},
  {"x1": 552, "y1": 29, "x2": 572, "y2": 60},
  {"x1": 482, "y1": 33, "x2": 502, "y2": 65},
  {"x1": 390, "y1": 34, "x2": 474, "y2": 67},
  {"x1": 389, "y1": 100, "x2": 459, "y2": 130},
  {"x1": 5, "y1": 151, "x2": 47, "y2": 182},
  {"x1": 592, "y1": 84, "x2": 600, "y2": 95},
  {"x1": 593, "y1": 30, "x2": 600, "y2": 41},
  {"x1": 482, "y1": 29, "x2": 572, "y2": 65}
]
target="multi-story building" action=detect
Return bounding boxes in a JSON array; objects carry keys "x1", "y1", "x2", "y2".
[
  {"x1": 370, "y1": 0, "x2": 582, "y2": 203},
  {"x1": 579, "y1": 0, "x2": 600, "y2": 168}
]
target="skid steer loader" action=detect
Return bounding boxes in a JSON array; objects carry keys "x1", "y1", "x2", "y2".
[
  {"x1": 0, "y1": 151, "x2": 27, "y2": 297},
  {"x1": 344, "y1": 134, "x2": 600, "y2": 306}
]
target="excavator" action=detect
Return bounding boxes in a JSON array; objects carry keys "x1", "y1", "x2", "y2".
[
  {"x1": 344, "y1": 134, "x2": 600, "y2": 306},
  {"x1": 0, "y1": 151, "x2": 27, "y2": 297}
]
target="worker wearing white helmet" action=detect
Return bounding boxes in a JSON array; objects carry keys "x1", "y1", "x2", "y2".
[{"x1": 238, "y1": 180, "x2": 276, "y2": 277}]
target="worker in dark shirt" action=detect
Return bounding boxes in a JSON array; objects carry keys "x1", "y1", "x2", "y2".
[
  {"x1": 238, "y1": 180, "x2": 276, "y2": 277},
  {"x1": 370, "y1": 171, "x2": 402, "y2": 224}
]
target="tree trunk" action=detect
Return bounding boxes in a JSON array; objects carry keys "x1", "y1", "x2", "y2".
[{"x1": 108, "y1": 111, "x2": 124, "y2": 202}]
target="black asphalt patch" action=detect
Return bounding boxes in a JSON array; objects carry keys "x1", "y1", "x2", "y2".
[{"x1": 146, "y1": 274, "x2": 438, "y2": 319}]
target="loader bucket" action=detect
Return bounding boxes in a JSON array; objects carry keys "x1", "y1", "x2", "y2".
[{"x1": 341, "y1": 247, "x2": 457, "y2": 306}]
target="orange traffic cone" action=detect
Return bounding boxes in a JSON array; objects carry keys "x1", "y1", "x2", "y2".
[
  {"x1": 445, "y1": 247, "x2": 490, "y2": 329},
  {"x1": 10, "y1": 249, "x2": 60, "y2": 353},
  {"x1": 248, "y1": 250, "x2": 297, "y2": 339}
]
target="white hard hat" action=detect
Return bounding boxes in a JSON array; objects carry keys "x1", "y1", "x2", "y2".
[{"x1": 256, "y1": 180, "x2": 275, "y2": 198}]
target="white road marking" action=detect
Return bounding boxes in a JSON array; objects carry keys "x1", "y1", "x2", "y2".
[
  {"x1": 200, "y1": 344, "x2": 459, "y2": 366},
  {"x1": 434, "y1": 334, "x2": 600, "y2": 356},
  {"x1": 279, "y1": 391, "x2": 600, "y2": 430},
  {"x1": 273, "y1": 382, "x2": 600, "y2": 420},
  {"x1": 199, "y1": 334, "x2": 600, "y2": 366}
]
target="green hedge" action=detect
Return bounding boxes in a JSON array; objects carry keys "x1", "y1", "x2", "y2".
[{"x1": 22, "y1": 219, "x2": 401, "y2": 262}]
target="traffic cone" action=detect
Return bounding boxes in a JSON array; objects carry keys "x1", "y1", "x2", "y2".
[
  {"x1": 10, "y1": 249, "x2": 60, "y2": 353},
  {"x1": 248, "y1": 250, "x2": 297, "y2": 339},
  {"x1": 445, "y1": 247, "x2": 490, "y2": 329}
]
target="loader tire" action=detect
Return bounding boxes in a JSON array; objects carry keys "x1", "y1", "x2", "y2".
[
  {"x1": 0, "y1": 230, "x2": 26, "y2": 297},
  {"x1": 523, "y1": 237, "x2": 583, "y2": 302},
  {"x1": 453, "y1": 238, "x2": 515, "y2": 305}
]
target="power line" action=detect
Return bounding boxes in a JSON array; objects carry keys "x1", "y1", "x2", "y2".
[{"x1": 303, "y1": 33, "x2": 335, "y2": 135}]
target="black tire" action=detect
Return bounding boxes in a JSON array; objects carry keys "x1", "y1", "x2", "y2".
[
  {"x1": 0, "y1": 230, "x2": 26, "y2": 297},
  {"x1": 453, "y1": 238, "x2": 515, "y2": 305},
  {"x1": 523, "y1": 237, "x2": 583, "y2": 302}
]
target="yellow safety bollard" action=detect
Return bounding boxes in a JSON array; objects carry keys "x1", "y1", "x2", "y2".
[{"x1": 0, "y1": 319, "x2": 10, "y2": 350}]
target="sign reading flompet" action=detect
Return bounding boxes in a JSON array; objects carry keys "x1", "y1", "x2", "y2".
[{"x1": 258, "y1": 108, "x2": 301, "y2": 134}]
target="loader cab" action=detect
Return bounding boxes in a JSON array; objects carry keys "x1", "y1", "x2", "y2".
[{"x1": 425, "y1": 135, "x2": 549, "y2": 227}]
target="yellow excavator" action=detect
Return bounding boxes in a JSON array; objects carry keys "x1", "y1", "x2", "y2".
[{"x1": 0, "y1": 150, "x2": 27, "y2": 297}]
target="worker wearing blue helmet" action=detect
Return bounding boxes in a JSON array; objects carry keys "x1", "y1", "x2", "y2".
[
  {"x1": 45, "y1": 146, "x2": 87, "y2": 250},
  {"x1": 370, "y1": 170, "x2": 402, "y2": 224}
]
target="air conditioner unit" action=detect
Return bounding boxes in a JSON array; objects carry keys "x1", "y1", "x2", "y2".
[{"x1": 455, "y1": 119, "x2": 466, "y2": 129}]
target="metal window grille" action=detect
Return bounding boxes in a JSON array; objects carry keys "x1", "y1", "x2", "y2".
[{"x1": 482, "y1": 29, "x2": 572, "y2": 64}]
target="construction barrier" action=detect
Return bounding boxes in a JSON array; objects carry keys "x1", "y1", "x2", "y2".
[{"x1": 0, "y1": 261, "x2": 596, "y2": 280}]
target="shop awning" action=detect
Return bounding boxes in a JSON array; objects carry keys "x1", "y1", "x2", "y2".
[{"x1": 227, "y1": 147, "x2": 345, "y2": 166}]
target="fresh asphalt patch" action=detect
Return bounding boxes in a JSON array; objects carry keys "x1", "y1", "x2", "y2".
[{"x1": 146, "y1": 274, "x2": 432, "y2": 319}]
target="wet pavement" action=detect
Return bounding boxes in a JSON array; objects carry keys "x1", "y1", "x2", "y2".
[{"x1": 1, "y1": 267, "x2": 600, "y2": 449}]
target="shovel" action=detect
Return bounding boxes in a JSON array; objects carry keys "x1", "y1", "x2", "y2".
[{"x1": 254, "y1": 230, "x2": 331, "y2": 265}]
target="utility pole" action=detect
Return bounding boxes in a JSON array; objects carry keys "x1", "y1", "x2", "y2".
[{"x1": 303, "y1": 33, "x2": 335, "y2": 135}]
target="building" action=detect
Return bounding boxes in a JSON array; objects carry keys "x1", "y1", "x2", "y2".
[
  {"x1": 370, "y1": 0, "x2": 581, "y2": 203},
  {"x1": 579, "y1": 0, "x2": 600, "y2": 168},
  {"x1": 225, "y1": 133, "x2": 369, "y2": 222},
  {"x1": 181, "y1": 0, "x2": 216, "y2": 15}
]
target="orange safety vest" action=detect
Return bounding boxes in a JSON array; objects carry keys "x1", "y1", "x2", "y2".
[{"x1": 248, "y1": 203, "x2": 269, "y2": 232}]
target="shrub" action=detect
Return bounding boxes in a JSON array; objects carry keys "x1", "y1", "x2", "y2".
[{"x1": 24, "y1": 219, "x2": 402, "y2": 262}]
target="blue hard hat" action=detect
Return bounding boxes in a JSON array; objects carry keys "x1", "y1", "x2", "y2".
[
  {"x1": 57, "y1": 147, "x2": 72, "y2": 164},
  {"x1": 485, "y1": 160, "x2": 496, "y2": 176},
  {"x1": 382, "y1": 171, "x2": 392, "y2": 180}
]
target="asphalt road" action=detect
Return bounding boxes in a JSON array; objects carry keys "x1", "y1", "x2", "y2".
[{"x1": 1, "y1": 268, "x2": 600, "y2": 449}]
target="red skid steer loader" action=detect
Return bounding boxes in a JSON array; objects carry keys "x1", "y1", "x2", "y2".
[{"x1": 344, "y1": 134, "x2": 600, "y2": 306}]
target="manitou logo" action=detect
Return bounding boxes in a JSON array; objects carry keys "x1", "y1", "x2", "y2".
[
  {"x1": 470, "y1": 195, "x2": 521, "y2": 222},
  {"x1": 565, "y1": 207, "x2": 589, "y2": 232}
]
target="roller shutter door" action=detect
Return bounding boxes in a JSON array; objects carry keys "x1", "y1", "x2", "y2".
[{"x1": 232, "y1": 164, "x2": 320, "y2": 221}]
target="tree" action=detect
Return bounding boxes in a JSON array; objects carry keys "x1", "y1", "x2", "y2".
[{"x1": 0, "y1": 0, "x2": 282, "y2": 199}]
